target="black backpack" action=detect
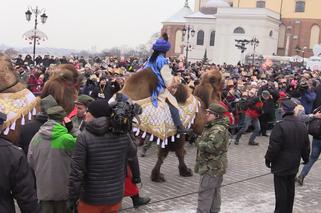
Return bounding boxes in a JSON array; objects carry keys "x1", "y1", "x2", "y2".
[{"x1": 308, "y1": 118, "x2": 321, "y2": 138}]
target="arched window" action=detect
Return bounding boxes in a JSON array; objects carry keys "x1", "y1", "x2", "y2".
[
  {"x1": 269, "y1": 30, "x2": 273, "y2": 37},
  {"x1": 278, "y1": 25, "x2": 286, "y2": 48},
  {"x1": 175, "y1": 30, "x2": 183, "y2": 54},
  {"x1": 295, "y1": 1, "x2": 305, "y2": 12},
  {"x1": 210, "y1": 31, "x2": 215, "y2": 46},
  {"x1": 233, "y1": 27, "x2": 245, "y2": 34},
  {"x1": 310, "y1": 25, "x2": 320, "y2": 49},
  {"x1": 256, "y1": 0, "x2": 266, "y2": 8},
  {"x1": 197, "y1": 30, "x2": 205, "y2": 46}
]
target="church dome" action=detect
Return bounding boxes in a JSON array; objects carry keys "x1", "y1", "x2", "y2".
[
  {"x1": 204, "y1": 0, "x2": 230, "y2": 8},
  {"x1": 200, "y1": 0, "x2": 230, "y2": 14}
]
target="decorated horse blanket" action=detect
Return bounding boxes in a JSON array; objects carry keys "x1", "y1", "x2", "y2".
[
  {"x1": 0, "y1": 89, "x2": 40, "y2": 135},
  {"x1": 132, "y1": 95, "x2": 200, "y2": 148}
]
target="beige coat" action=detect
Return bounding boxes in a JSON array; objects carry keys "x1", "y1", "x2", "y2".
[{"x1": 159, "y1": 64, "x2": 179, "y2": 109}]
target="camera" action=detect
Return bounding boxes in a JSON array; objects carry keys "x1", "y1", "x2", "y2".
[{"x1": 109, "y1": 93, "x2": 142, "y2": 134}]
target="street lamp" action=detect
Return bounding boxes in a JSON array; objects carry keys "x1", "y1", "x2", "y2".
[
  {"x1": 249, "y1": 37, "x2": 259, "y2": 65},
  {"x1": 235, "y1": 39, "x2": 250, "y2": 64},
  {"x1": 182, "y1": 25, "x2": 195, "y2": 68},
  {"x1": 24, "y1": 6, "x2": 48, "y2": 62},
  {"x1": 302, "y1": 46, "x2": 307, "y2": 66}
]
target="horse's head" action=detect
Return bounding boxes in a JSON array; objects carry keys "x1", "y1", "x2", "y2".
[
  {"x1": 193, "y1": 68, "x2": 222, "y2": 108},
  {"x1": 201, "y1": 69, "x2": 223, "y2": 94},
  {"x1": 0, "y1": 54, "x2": 25, "y2": 93},
  {"x1": 41, "y1": 64, "x2": 80, "y2": 114}
]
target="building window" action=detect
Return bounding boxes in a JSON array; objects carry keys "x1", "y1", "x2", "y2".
[
  {"x1": 310, "y1": 25, "x2": 320, "y2": 49},
  {"x1": 278, "y1": 25, "x2": 286, "y2": 48},
  {"x1": 269, "y1": 30, "x2": 273, "y2": 37},
  {"x1": 197, "y1": 30, "x2": 205, "y2": 46},
  {"x1": 210, "y1": 31, "x2": 215, "y2": 46},
  {"x1": 295, "y1": 1, "x2": 305, "y2": 12},
  {"x1": 233, "y1": 27, "x2": 245, "y2": 34},
  {"x1": 256, "y1": 1, "x2": 266, "y2": 8}
]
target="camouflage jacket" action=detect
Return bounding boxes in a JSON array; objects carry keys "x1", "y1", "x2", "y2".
[{"x1": 195, "y1": 118, "x2": 230, "y2": 177}]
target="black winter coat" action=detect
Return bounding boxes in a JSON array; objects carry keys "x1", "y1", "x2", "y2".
[
  {"x1": 0, "y1": 137, "x2": 40, "y2": 213},
  {"x1": 265, "y1": 114, "x2": 310, "y2": 175},
  {"x1": 313, "y1": 84, "x2": 321, "y2": 110},
  {"x1": 18, "y1": 113, "x2": 47, "y2": 155},
  {"x1": 69, "y1": 117, "x2": 137, "y2": 205}
]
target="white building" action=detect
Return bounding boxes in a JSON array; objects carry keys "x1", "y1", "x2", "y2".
[{"x1": 162, "y1": 0, "x2": 280, "y2": 65}]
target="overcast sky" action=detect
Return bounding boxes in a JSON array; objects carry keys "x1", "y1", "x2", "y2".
[{"x1": 1, "y1": 0, "x2": 195, "y2": 51}]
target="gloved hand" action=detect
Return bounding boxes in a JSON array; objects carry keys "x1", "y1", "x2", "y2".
[
  {"x1": 64, "y1": 117, "x2": 74, "y2": 132},
  {"x1": 132, "y1": 177, "x2": 141, "y2": 184},
  {"x1": 265, "y1": 159, "x2": 271, "y2": 168}
]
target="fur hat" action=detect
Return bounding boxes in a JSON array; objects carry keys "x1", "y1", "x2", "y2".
[{"x1": 207, "y1": 103, "x2": 227, "y2": 115}]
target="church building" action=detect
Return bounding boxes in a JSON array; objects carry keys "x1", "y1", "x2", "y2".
[{"x1": 162, "y1": 0, "x2": 321, "y2": 64}]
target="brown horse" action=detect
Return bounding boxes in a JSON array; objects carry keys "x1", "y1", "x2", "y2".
[
  {"x1": 194, "y1": 69, "x2": 223, "y2": 108},
  {"x1": 121, "y1": 68, "x2": 207, "y2": 182},
  {"x1": 0, "y1": 54, "x2": 79, "y2": 144},
  {"x1": 0, "y1": 53, "x2": 34, "y2": 144}
]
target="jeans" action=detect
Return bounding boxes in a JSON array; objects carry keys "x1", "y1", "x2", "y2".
[
  {"x1": 299, "y1": 138, "x2": 321, "y2": 177},
  {"x1": 235, "y1": 115, "x2": 261, "y2": 143},
  {"x1": 167, "y1": 101, "x2": 182, "y2": 127}
]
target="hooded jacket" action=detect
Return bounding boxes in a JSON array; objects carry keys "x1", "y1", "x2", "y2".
[
  {"x1": 69, "y1": 117, "x2": 136, "y2": 205},
  {"x1": 27, "y1": 119, "x2": 76, "y2": 201}
]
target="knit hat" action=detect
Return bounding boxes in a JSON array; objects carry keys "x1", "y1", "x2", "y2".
[
  {"x1": 152, "y1": 38, "x2": 171, "y2": 53},
  {"x1": 75, "y1": 95, "x2": 94, "y2": 107},
  {"x1": 207, "y1": 103, "x2": 227, "y2": 115},
  {"x1": 280, "y1": 99, "x2": 297, "y2": 113},
  {"x1": 87, "y1": 100, "x2": 112, "y2": 118},
  {"x1": 40, "y1": 95, "x2": 58, "y2": 113}
]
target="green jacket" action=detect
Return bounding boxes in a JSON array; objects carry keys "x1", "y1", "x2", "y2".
[
  {"x1": 195, "y1": 118, "x2": 230, "y2": 177},
  {"x1": 28, "y1": 119, "x2": 77, "y2": 201}
]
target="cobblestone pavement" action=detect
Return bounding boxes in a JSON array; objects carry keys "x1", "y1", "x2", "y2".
[{"x1": 121, "y1": 133, "x2": 321, "y2": 213}]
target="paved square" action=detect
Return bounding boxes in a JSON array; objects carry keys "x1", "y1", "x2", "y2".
[{"x1": 121, "y1": 133, "x2": 321, "y2": 213}]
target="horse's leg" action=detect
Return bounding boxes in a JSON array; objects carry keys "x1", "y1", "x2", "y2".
[
  {"x1": 141, "y1": 135, "x2": 152, "y2": 157},
  {"x1": 176, "y1": 139, "x2": 193, "y2": 177},
  {"x1": 151, "y1": 148, "x2": 169, "y2": 182}
]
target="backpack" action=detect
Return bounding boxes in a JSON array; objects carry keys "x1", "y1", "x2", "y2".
[{"x1": 308, "y1": 118, "x2": 321, "y2": 138}]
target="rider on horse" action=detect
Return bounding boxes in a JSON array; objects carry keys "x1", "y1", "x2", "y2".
[{"x1": 145, "y1": 33, "x2": 191, "y2": 135}]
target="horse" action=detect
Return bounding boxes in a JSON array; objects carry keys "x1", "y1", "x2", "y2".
[
  {"x1": 0, "y1": 53, "x2": 80, "y2": 144},
  {"x1": 120, "y1": 68, "x2": 223, "y2": 182}
]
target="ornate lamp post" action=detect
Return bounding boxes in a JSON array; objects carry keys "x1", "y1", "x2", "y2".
[
  {"x1": 302, "y1": 46, "x2": 307, "y2": 66},
  {"x1": 182, "y1": 25, "x2": 195, "y2": 68},
  {"x1": 249, "y1": 37, "x2": 259, "y2": 65},
  {"x1": 24, "y1": 7, "x2": 48, "y2": 61},
  {"x1": 235, "y1": 39, "x2": 250, "y2": 64}
]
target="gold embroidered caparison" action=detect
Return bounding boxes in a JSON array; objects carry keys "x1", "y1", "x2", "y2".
[{"x1": 0, "y1": 89, "x2": 40, "y2": 133}]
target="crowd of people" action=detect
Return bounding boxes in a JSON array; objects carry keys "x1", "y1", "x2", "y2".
[{"x1": 2, "y1": 32, "x2": 321, "y2": 213}]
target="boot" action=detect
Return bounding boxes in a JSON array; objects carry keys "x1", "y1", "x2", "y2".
[
  {"x1": 131, "y1": 195, "x2": 151, "y2": 208},
  {"x1": 248, "y1": 141, "x2": 259, "y2": 146},
  {"x1": 295, "y1": 176, "x2": 304, "y2": 186},
  {"x1": 176, "y1": 125, "x2": 192, "y2": 135}
]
